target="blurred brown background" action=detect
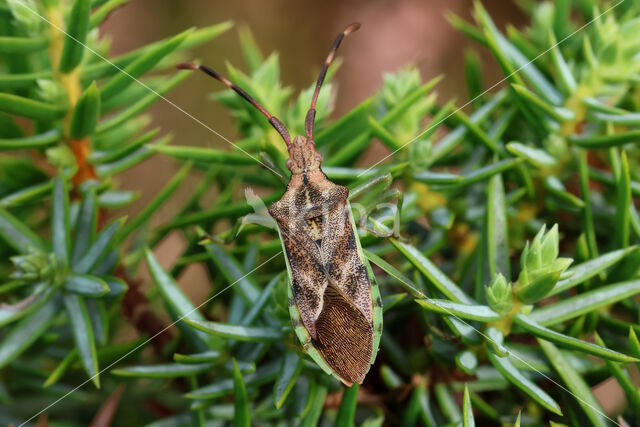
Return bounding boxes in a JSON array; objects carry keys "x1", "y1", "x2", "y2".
[{"x1": 99, "y1": 0, "x2": 524, "y2": 218}]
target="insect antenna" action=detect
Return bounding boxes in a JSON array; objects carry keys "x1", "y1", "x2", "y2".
[
  {"x1": 305, "y1": 22, "x2": 360, "y2": 141},
  {"x1": 177, "y1": 62, "x2": 291, "y2": 146}
]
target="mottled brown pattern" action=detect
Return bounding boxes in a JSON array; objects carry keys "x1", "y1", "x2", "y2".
[
  {"x1": 269, "y1": 136, "x2": 374, "y2": 384},
  {"x1": 304, "y1": 215, "x2": 324, "y2": 244}
]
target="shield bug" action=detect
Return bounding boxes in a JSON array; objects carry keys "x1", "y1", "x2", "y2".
[{"x1": 178, "y1": 23, "x2": 382, "y2": 386}]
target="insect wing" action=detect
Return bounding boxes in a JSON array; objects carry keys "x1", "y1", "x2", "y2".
[{"x1": 272, "y1": 194, "x2": 382, "y2": 385}]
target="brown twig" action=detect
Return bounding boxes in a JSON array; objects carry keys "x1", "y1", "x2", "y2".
[{"x1": 117, "y1": 266, "x2": 173, "y2": 354}]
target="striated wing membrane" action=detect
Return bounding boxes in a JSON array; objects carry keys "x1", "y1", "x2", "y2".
[{"x1": 316, "y1": 282, "x2": 373, "y2": 384}]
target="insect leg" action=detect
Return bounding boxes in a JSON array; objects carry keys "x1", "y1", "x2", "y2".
[
  {"x1": 348, "y1": 173, "x2": 393, "y2": 201},
  {"x1": 358, "y1": 188, "x2": 404, "y2": 238}
]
